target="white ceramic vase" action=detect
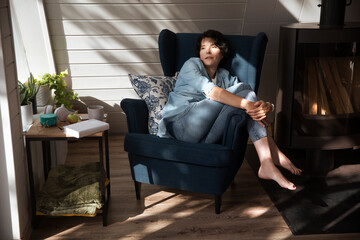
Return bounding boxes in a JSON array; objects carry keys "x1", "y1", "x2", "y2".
[
  {"x1": 21, "y1": 102, "x2": 33, "y2": 129},
  {"x1": 36, "y1": 84, "x2": 51, "y2": 106}
]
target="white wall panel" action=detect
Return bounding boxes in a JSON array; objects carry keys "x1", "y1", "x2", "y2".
[
  {"x1": 46, "y1": 0, "x2": 245, "y2": 4},
  {"x1": 75, "y1": 89, "x2": 139, "y2": 101},
  {"x1": 44, "y1": 0, "x2": 247, "y2": 133},
  {"x1": 72, "y1": 76, "x2": 133, "y2": 89},
  {"x1": 46, "y1": 3, "x2": 246, "y2": 20},
  {"x1": 55, "y1": 49, "x2": 160, "y2": 64},
  {"x1": 79, "y1": 99, "x2": 137, "y2": 110},
  {"x1": 51, "y1": 35, "x2": 158, "y2": 50},
  {"x1": 48, "y1": 19, "x2": 243, "y2": 35},
  {"x1": 57, "y1": 63, "x2": 163, "y2": 77}
]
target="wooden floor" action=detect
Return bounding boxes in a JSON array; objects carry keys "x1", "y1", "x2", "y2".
[{"x1": 29, "y1": 134, "x2": 360, "y2": 240}]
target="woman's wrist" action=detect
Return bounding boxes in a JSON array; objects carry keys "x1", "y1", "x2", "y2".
[{"x1": 240, "y1": 99, "x2": 251, "y2": 110}]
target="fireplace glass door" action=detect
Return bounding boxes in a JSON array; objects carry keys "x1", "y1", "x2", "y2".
[{"x1": 293, "y1": 41, "x2": 360, "y2": 138}]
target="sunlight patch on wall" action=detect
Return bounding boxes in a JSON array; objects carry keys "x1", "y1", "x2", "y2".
[
  {"x1": 278, "y1": 0, "x2": 322, "y2": 23},
  {"x1": 278, "y1": 0, "x2": 304, "y2": 21}
]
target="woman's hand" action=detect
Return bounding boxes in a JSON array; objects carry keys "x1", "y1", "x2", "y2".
[
  {"x1": 207, "y1": 87, "x2": 273, "y2": 127},
  {"x1": 245, "y1": 101, "x2": 273, "y2": 127}
]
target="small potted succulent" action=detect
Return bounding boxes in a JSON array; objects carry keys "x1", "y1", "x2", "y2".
[
  {"x1": 19, "y1": 73, "x2": 39, "y2": 112},
  {"x1": 19, "y1": 73, "x2": 39, "y2": 127}
]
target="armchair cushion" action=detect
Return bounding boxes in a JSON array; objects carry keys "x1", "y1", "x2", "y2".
[
  {"x1": 124, "y1": 133, "x2": 234, "y2": 167},
  {"x1": 128, "y1": 74, "x2": 177, "y2": 135}
]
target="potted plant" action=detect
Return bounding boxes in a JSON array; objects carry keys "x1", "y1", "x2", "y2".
[
  {"x1": 35, "y1": 73, "x2": 51, "y2": 106},
  {"x1": 37, "y1": 69, "x2": 79, "y2": 110},
  {"x1": 19, "y1": 73, "x2": 39, "y2": 128},
  {"x1": 19, "y1": 73, "x2": 39, "y2": 112}
]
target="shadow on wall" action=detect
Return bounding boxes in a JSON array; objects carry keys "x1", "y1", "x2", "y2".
[
  {"x1": 70, "y1": 97, "x2": 125, "y2": 132},
  {"x1": 46, "y1": 2, "x2": 246, "y2": 78},
  {"x1": 45, "y1": 1, "x2": 248, "y2": 133},
  {"x1": 72, "y1": 96, "x2": 122, "y2": 113}
]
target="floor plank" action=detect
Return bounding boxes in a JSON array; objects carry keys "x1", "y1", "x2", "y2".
[{"x1": 29, "y1": 134, "x2": 360, "y2": 240}]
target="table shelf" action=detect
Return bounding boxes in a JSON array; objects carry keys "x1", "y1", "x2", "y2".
[{"x1": 25, "y1": 116, "x2": 110, "y2": 227}]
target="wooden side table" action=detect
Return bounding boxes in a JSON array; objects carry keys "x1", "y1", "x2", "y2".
[{"x1": 25, "y1": 115, "x2": 110, "y2": 227}]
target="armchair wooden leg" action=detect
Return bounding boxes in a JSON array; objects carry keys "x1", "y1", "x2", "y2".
[
  {"x1": 215, "y1": 194, "x2": 222, "y2": 214},
  {"x1": 134, "y1": 181, "x2": 141, "y2": 200}
]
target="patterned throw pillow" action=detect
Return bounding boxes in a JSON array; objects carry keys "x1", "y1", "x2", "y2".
[{"x1": 128, "y1": 74, "x2": 177, "y2": 135}]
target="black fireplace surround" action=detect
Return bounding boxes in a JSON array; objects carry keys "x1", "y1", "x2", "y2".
[{"x1": 275, "y1": 23, "x2": 360, "y2": 151}]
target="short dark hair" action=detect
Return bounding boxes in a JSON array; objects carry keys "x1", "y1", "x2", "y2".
[{"x1": 195, "y1": 30, "x2": 229, "y2": 58}]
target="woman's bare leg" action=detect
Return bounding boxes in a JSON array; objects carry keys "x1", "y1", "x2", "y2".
[
  {"x1": 253, "y1": 137, "x2": 296, "y2": 190},
  {"x1": 267, "y1": 137, "x2": 302, "y2": 175}
]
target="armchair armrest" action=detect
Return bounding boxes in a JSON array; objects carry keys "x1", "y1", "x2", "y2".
[
  {"x1": 222, "y1": 109, "x2": 249, "y2": 149},
  {"x1": 121, "y1": 98, "x2": 149, "y2": 134}
]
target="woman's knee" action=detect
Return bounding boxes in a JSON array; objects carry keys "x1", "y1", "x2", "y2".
[
  {"x1": 227, "y1": 82, "x2": 252, "y2": 93},
  {"x1": 228, "y1": 83, "x2": 258, "y2": 102},
  {"x1": 244, "y1": 91, "x2": 258, "y2": 102},
  {"x1": 233, "y1": 89, "x2": 258, "y2": 102}
]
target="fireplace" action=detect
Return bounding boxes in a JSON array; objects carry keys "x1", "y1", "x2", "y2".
[{"x1": 274, "y1": 23, "x2": 360, "y2": 174}]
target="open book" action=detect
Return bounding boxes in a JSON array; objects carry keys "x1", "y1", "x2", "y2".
[{"x1": 63, "y1": 119, "x2": 109, "y2": 138}]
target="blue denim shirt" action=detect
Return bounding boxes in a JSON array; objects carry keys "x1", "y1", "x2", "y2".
[{"x1": 157, "y1": 57, "x2": 241, "y2": 138}]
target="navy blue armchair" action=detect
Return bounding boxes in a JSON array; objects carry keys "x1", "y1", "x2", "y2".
[{"x1": 121, "y1": 29, "x2": 268, "y2": 213}]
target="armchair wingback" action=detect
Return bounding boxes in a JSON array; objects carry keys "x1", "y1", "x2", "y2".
[
  {"x1": 158, "y1": 29, "x2": 268, "y2": 93},
  {"x1": 121, "y1": 29, "x2": 268, "y2": 213}
]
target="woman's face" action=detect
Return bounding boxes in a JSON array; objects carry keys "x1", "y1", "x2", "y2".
[{"x1": 199, "y1": 37, "x2": 223, "y2": 70}]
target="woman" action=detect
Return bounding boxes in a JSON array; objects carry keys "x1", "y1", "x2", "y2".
[{"x1": 157, "y1": 30, "x2": 301, "y2": 190}]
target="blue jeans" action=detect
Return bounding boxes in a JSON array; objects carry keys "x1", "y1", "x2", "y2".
[{"x1": 167, "y1": 83, "x2": 267, "y2": 143}]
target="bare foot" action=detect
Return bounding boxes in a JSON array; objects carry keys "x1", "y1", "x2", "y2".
[
  {"x1": 272, "y1": 152, "x2": 302, "y2": 176},
  {"x1": 258, "y1": 160, "x2": 296, "y2": 190},
  {"x1": 267, "y1": 137, "x2": 302, "y2": 175}
]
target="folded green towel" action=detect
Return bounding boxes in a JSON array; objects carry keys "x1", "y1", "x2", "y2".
[{"x1": 36, "y1": 162, "x2": 103, "y2": 216}]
